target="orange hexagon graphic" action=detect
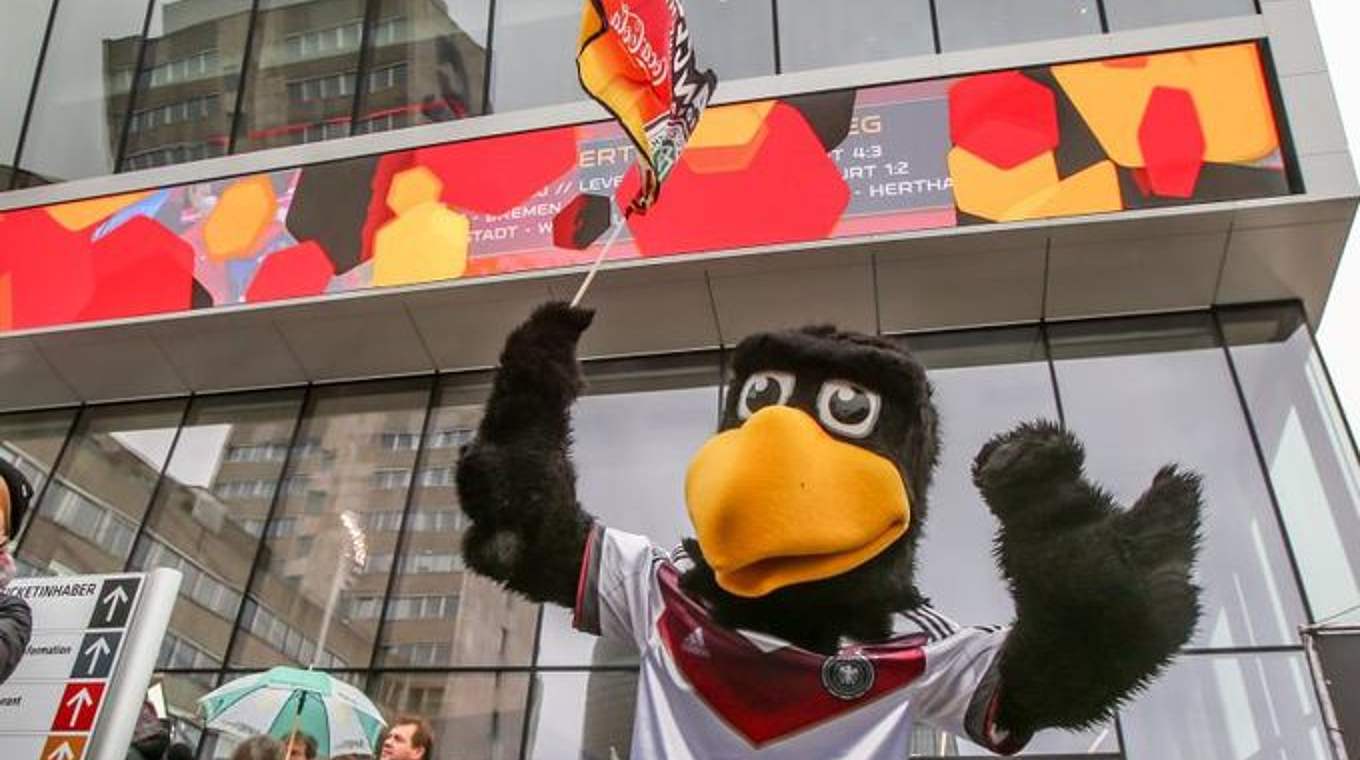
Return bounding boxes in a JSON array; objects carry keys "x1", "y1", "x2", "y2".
[
  {"x1": 387, "y1": 166, "x2": 444, "y2": 216},
  {"x1": 204, "y1": 176, "x2": 278, "y2": 261},
  {"x1": 47, "y1": 191, "x2": 154, "y2": 232},
  {"x1": 684, "y1": 100, "x2": 777, "y2": 174},
  {"x1": 372, "y1": 202, "x2": 469, "y2": 287},
  {"x1": 1052, "y1": 43, "x2": 1278, "y2": 169}
]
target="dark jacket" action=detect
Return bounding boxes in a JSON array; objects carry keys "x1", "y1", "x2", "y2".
[{"x1": 0, "y1": 592, "x2": 32, "y2": 684}]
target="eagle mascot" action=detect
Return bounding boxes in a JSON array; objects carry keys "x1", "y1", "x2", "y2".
[{"x1": 456, "y1": 302, "x2": 1202, "y2": 758}]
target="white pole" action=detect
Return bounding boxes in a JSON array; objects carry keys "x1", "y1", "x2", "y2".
[
  {"x1": 311, "y1": 567, "x2": 346, "y2": 670},
  {"x1": 570, "y1": 210, "x2": 628, "y2": 308}
]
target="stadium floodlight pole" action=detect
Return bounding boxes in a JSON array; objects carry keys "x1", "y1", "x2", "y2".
[{"x1": 311, "y1": 510, "x2": 369, "y2": 670}]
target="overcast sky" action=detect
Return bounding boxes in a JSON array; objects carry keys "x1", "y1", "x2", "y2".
[{"x1": 1311, "y1": 0, "x2": 1360, "y2": 421}]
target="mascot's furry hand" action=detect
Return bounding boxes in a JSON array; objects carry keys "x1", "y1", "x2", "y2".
[
  {"x1": 972, "y1": 420, "x2": 1202, "y2": 736},
  {"x1": 456, "y1": 301, "x2": 596, "y2": 606}
]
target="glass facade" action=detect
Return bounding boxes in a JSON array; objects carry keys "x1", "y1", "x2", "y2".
[
  {"x1": 5, "y1": 302, "x2": 1348, "y2": 760},
  {"x1": 3, "y1": 0, "x2": 1262, "y2": 190},
  {"x1": 936, "y1": 0, "x2": 1103, "y2": 52}
]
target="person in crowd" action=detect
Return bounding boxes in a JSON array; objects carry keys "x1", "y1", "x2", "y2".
[
  {"x1": 283, "y1": 731, "x2": 318, "y2": 760},
  {"x1": 0, "y1": 459, "x2": 34, "y2": 685},
  {"x1": 127, "y1": 700, "x2": 171, "y2": 760},
  {"x1": 231, "y1": 736, "x2": 283, "y2": 760},
  {"x1": 380, "y1": 716, "x2": 433, "y2": 760}
]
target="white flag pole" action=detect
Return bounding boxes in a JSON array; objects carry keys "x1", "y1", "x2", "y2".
[{"x1": 570, "y1": 206, "x2": 628, "y2": 308}]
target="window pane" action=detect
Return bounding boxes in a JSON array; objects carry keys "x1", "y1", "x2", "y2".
[
  {"x1": 155, "y1": 672, "x2": 214, "y2": 753},
  {"x1": 368, "y1": 671, "x2": 528, "y2": 760},
  {"x1": 120, "y1": 2, "x2": 250, "y2": 171},
  {"x1": 524, "y1": 670, "x2": 638, "y2": 760},
  {"x1": 353, "y1": 0, "x2": 489, "y2": 134},
  {"x1": 1105, "y1": 0, "x2": 1257, "y2": 31},
  {"x1": 1121, "y1": 652, "x2": 1330, "y2": 760},
  {"x1": 1049, "y1": 314, "x2": 1308, "y2": 648},
  {"x1": 228, "y1": 379, "x2": 431, "y2": 670},
  {"x1": 777, "y1": 0, "x2": 934, "y2": 72},
  {"x1": 489, "y1": 0, "x2": 755, "y2": 112},
  {"x1": 936, "y1": 0, "x2": 1101, "y2": 52},
  {"x1": 129, "y1": 390, "x2": 304, "y2": 669},
  {"x1": 17, "y1": 400, "x2": 186, "y2": 576},
  {"x1": 234, "y1": 0, "x2": 366, "y2": 154},
  {"x1": 683, "y1": 0, "x2": 774, "y2": 81},
  {"x1": 488, "y1": 0, "x2": 582, "y2": 111},
  {"x1": 17, "y1": 0, "x2": 150, "y2": 185},
  {"x1": 904, "y1": 328, "x2": 1116, "y2": 757},
  {"x1": 376, "y1": 373, "x2": 538, "y2": 668},
  {"x1": 1222, "y1": 304, "x2": 1360, "y2": 626},
  {"x1": 0, "y1": 407, "x2": 78, "y2": 538},
  {"x1": 535, "y1": 354, "x2": 721, "y2": 668},
  {"x1": 904, "y1": 327, "x2": 1054, "y2": 626},
  {"x1": 0, "y1": 0, "x2": 52, "y2": 185}
]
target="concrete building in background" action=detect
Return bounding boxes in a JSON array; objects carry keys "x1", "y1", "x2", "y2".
[{"x1": 0, "y1": 1, "x2": 1358, "y2": 758}]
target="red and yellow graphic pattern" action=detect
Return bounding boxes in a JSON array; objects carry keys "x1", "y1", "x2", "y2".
[
  {"x1": 948, "y1": 42, "x2": 1282, "y2": 222},
  {"x1": 0, "y1": 43, "x2": 1289, "y2": 334}
]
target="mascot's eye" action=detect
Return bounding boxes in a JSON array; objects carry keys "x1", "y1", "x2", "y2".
[
  {"x1": 816, "y1": 380, "x2": 881, "y2": 438},
  {"x1": 738, "y1": 371, "x2": 795, "y2": 419}
]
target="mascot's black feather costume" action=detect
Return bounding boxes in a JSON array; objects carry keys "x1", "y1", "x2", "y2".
[{"x1": 457, "y1": 302, "x2": 1202, "y2": 758}]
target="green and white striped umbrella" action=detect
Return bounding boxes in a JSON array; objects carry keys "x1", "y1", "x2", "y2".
[{"x1": 199, "y1": 667, "x2": 387, "y2": 758}]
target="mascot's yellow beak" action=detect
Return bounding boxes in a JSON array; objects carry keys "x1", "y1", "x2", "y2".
[{"x1": 685, "y1": 405, "x2": 911, "y2": 598}]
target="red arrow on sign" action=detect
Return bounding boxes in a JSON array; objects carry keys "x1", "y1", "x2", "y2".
[{"x1": 51, "y1": 682, "x2": 105, "y2": 732}]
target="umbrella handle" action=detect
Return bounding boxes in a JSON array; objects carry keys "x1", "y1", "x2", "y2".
[{"x1": 283, "y1": 692, "x2": 304, "y2": 759}]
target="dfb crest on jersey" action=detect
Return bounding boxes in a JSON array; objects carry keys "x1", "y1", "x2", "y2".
[{"x1": 821, "y1": 653, "x2": 875, "y2": 700}]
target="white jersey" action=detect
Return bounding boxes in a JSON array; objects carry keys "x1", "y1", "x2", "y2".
[{"x1": 573, "y1": 526, "x2": 1029, "y2": 759}]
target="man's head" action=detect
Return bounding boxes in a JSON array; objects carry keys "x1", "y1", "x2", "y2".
[
  {"x1": 381, "y1": 716, "x2": 433, "y2": 760},
  {"x1": 284, "y1": 732, "x2": 316, "y2": 760},
  {"x1": 0, "y1": 459, "x2": 33, "y2": 542}
]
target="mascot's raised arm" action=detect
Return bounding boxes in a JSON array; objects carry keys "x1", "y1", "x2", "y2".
[{"x1": 456, "y1": 301, "x2": 1203, "y2": 758}]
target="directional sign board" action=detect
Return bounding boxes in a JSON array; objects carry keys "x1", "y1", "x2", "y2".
[{"x1": 0, "y1": 570, "x2": 181, "y2": 760}]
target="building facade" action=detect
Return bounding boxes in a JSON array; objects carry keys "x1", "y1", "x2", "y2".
[{"x1": 0, "y1": 1, "x2": 1357, "y2": 759}]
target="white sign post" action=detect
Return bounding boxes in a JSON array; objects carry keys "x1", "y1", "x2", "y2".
[{"x1": 0, "y1": 569, "x2": 182, "y2": 760}]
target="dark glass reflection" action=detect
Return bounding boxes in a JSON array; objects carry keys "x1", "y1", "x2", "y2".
[
  {"x1": 16, "y1": 0, "x2": 151, "y2": 185},
  {"x1": 120, "y1": 0, "x2": 254, "y2": 171},
  {"x1": 153, "y1": 672, "x2": 214, "y2": 752},
  {"x1": 524, "y1": 671, "x2": 638, "y2": 760},
  {"x1": 903, "y1": 328, "x2": 1053, "y2": 626},
  {"x1": 0, "y1": 0, "x2": 53, "y2": 185},
  {"x1": 1049, "y1": 314, "x2": 1309, "y2": 648},
  {"x1": 936, "y1": 0, "x2": 1101, "y2": 52},
  {"x1": 16, "y1": 400, "x2": 186, "y2": 576},
  {"x1": 488, "y1": 0, "x2": 582, "y2": 112},
  {"x1": 368, "y1": 671, "x2": 528, "y2": 760},
  {"x1": 534, "y1": 354, "x2": 721, "y2": 668},
  {"x1": 1222, "y1": 304, "x2": 1360, "y2": 626},
  {"x1": 376, "y1": 372, "x2": 538, "y2": 669},
  {"x1": 0, "y1": 407, "x2": 79, "y2": 540},
  {"x1": 228, "y1": 379, "x2": 431, "y2": 670},
  {"x1": 233, "y1": 0, "x2": 369, "y2": 153},
  {"x1": 682, "y1": 0, "x2": 774, "y2": 80},
  {"x1": 777, "y1": 0, "x2": 934, "y2": 72},
  {"x1": 1121, "y1": 652, "x2": 1329, "y2": 759},
  {"x1": 352, "y1": 0, "x2": 489, "y2": 133},
  {"x1": 1105, "y1": 0, "x2": 1257, "y2": 31},
  {"x1": 904, "y1": 328, "x2": 1118, "y2": 756},
  {"x1": 130, "y1": 390, "x2": 305, "y2": 669}
]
